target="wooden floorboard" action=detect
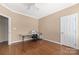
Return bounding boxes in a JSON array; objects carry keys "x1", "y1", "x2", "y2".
[{"x1": 0, "y1": 39, "x2": 79, "y2": 55}]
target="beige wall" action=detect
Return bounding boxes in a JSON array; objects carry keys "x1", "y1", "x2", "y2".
[
  {"x1": 39, "y1": 4, "x2": 79, "y2": 43},
  {"x1": 0, "y1": 5, "x2": 38, "y2": 44},
  {"x1": 0, "y1": 3, "x2": 79, "y2": 45}
]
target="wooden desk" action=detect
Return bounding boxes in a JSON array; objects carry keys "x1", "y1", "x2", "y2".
[
  {"x1": 19, "y1": 33, "x2": 42, "y2": 42},
  {"x1": 19, "y1": 35, "x2": 32, "y2": 42}
]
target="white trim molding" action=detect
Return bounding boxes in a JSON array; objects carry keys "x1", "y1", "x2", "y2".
[
  {"x1": 0, "y1": 3, "x2": 76, "y2": 19},
  {"x1": 1, "y1": 4, "x2": 37, "y2": 19},
  {"x1": 43, "y1": 38, "x2": 79, "y2": 49},
  {"x1": 9, "y1": 39, "x2": 32, "y2": 45},
  {"x1": 43, "y1": 38, "x2": 61, "y2": 45}
]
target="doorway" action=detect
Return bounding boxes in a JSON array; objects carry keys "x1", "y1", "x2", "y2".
[
  {"x1": 0, "y1": 14, "x2": 11, "y2": 45},
  {"x1": 60, "y1": 14, "x2": 77, "y2": 48}
]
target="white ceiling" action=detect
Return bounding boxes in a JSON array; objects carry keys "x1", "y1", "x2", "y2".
[{"x1": 2, "y1": 3, "x2": 76, "y2": 19}]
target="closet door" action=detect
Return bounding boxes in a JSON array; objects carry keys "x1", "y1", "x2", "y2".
[{"x1": 60, "y1": 14, "x2": 76, "y2": 48}]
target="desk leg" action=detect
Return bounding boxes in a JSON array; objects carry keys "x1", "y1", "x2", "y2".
[{"x1": 22, "y1": 36, "x2": 25, "y2": 54}]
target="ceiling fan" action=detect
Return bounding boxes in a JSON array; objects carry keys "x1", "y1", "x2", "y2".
[{"x1": 23, "y1": 3, "x2": 39, "y2": 10}]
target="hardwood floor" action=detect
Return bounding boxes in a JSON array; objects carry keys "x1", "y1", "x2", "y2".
[{"x1": 0, "y1": 39, "x2": 79, "y2": 55}]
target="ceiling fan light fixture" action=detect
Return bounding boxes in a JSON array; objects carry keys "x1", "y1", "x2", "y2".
[{"x1": 23, "y1": 3, "x2": 39, "y2": 10}]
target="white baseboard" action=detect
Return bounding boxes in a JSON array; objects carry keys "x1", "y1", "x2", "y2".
[
  {"x1": 43, "y1": 38, "x2": 61, "y2": 45},
  {"x1": 8, "y1": 37, "x2": 79, "y2": 49},
  {"x1": 9, "y1": 38, "x2": 61, "y2": 45},
  {"x1": 0, "y1": 40, "x2": 8, "y2": 43},
  {"x1": 9, "y1": 39, "x2": 32, "y2": 45},
  {"x1": 9, "y1": 40, "x2": 22, "y2": 45},
  {"x1": 43, "y1": 38, "x2": 79, "y2": 49}
]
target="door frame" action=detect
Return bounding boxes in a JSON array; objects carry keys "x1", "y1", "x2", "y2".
[
  {"x1": 60, "y1": 15, "x2": 77, "y2": 49},
  {"x1": 0, "y1": 13, "x2": 11, "y2": 45},
  {"x1": 60, "y1": 16, "x2": 65, "y2": 45}
]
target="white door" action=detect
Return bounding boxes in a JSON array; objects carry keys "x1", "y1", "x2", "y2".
[{"x1": 60, "y1": 14, "x2": 76, "y2": 48}]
